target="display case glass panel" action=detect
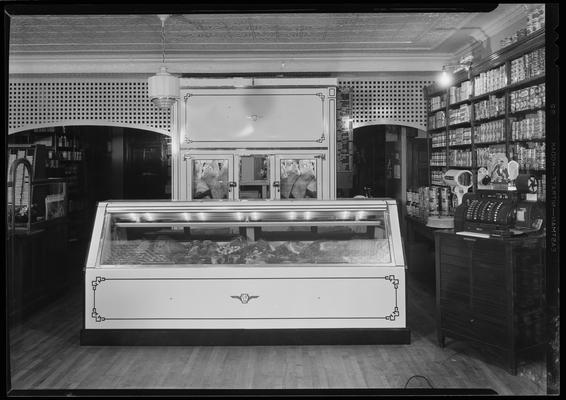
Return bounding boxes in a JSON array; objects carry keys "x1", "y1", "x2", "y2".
[
  {"x1": 94, "y1": 202, "x2": 397, "y2": 267},
  {"x1": 191, "y1": 158, "x2": 231, "y2": 200},
  {"x1": 278, "y1": 157, "x2": 318, "y2": 199}
]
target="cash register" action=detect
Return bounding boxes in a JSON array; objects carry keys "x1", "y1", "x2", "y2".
[{"x1": 454, "y1": 175, "x2": 545, "y2": 238}]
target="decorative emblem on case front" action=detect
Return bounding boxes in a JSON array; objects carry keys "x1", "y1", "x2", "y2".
[
  {"x1": 231, "y1": 293, "x2": 259, "y2": 304},
  {"x1": 246, "y1": 114, "x2": 263, "y2": 122}
]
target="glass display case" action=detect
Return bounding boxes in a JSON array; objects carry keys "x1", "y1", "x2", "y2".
[{"x1": 82, "y1": 199, "x2": 408, "y2": 345}]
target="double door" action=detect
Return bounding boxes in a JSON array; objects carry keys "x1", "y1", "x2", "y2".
[{"x1": 181, "y1": 151, "x2": 325, "y2": 201}]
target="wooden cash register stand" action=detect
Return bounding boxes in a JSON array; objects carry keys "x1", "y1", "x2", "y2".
[{"x1": 434, "y1": 204, "x2": 546, "y2": 375}]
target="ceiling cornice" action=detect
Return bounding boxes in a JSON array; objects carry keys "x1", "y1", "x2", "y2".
[
  {"x1": 451, "y1": 4, "x2": 528, "y2": 62},
  {"x1": 9, "y1": 53, "x2": 451, "y2": 74},
  {"x1": 480, "y1": 4, "x2": 528, "y2": 38}
]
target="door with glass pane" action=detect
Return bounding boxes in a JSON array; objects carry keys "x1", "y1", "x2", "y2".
[
  {"x1": 185, "y1": 155, "x2": 235, "y2": 200},
  {"x1": 274, "y1": 155, "x2": 323, "y2": 200},
  {"x1": 236, "y1": 154, "x2": 272, "y2": 200}
]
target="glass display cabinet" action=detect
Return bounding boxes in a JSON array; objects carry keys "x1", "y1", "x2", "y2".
[
  {"x1": 182, "y1": 152, "x2": 326, "y2": 201},
  {"x1": 82, "y1": 199, "x2": 409, "y2": 345}
]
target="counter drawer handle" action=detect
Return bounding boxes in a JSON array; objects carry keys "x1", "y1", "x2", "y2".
[{"x1": 231, "y1": 293, "x2": 259, "y2": 304}]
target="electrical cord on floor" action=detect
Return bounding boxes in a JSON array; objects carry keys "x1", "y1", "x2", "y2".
[{"x1": 404, "y1": 374, "x2": 434, "y2": 389}]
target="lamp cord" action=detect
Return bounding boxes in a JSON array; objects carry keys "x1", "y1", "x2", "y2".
[{"x1": 161, "y1": 19, "x2": 166, "y2": 65}]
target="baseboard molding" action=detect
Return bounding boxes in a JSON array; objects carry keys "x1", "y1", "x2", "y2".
[{"x1": 80, "y1": 328, "x2": 411, "y2": 346}]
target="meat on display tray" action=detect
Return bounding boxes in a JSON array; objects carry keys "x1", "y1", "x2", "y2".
[{"x1": 101, "y1": 236, "x2": 391, "y2": 265}]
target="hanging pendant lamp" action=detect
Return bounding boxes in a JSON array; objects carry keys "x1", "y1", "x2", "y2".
[{"x1": 148, "y1": 14, "x2": 179, "y2": 109}]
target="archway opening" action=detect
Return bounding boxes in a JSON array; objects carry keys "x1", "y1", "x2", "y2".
[
  {"x1": 346, "y1": 123, "x2": 428, "y2": 200},
  {"x1": 7, "y1": 125, "x2": 171, "y2": 322}
]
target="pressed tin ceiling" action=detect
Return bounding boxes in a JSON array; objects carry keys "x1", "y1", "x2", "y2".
[
  {"x1": 10, "y1": 8, "x2": 523, "y2": 55},
  {"x1": 7, "y1": 5, "x2": 532, "y2": 73}
]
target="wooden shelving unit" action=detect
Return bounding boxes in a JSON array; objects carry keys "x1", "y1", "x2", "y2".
[{"x1": 424, "y1": 30, "x2": 546, "y2": 200}]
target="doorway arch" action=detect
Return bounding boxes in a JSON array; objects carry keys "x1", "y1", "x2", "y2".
[
  {"x1": 349, "y1": 120, "x2": 427, "y2": 201},
  {"x1": 353, "y1": 119, "x2": 426, "y2": 133}
]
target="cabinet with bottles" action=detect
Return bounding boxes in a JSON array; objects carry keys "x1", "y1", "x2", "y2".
[
  {"x1": 424, "y1": 30, "x2": 546, "y2": 202},
  {"x1": 26, "y1": 127, "x2": 88, "y2": 240}
]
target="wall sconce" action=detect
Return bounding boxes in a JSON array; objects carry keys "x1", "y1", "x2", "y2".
[
  {"x1": 148, "y1": 14, "x2": 180, "y2": 109},
  {"x1": 438, "y1": 62, "x2": 472, "y2": 88}
]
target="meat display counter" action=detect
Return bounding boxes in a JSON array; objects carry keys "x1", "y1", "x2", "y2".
[{"x1": 81, "y1": 199, "x2": 409, "y2": 345}]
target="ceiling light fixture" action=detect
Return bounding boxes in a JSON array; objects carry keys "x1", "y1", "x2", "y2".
[
  {"x1": 438, "y1": 62, "x2": 472, "y2": 88},
  {"x1": 148, "y1": 14, "x2": 179, "y2": 110}
]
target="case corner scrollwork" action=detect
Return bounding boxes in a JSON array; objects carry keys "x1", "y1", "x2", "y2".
[
  {"x1": 91, "y1": 276, "x2": 106, "y2": 290},
  {"x1": 384, "y1": 275, "x2": 401, "y2": 321},
  {"x1": 91, "y1": 276, "x2": 107, "y2": 322},
  {"x1": 315, "y1": 133, "x2": 326, "y2": 143},
  {"x1": 385, "y1": 306, "x2": 400, "y2": 321},
  {"x1": 385, "y1": 274, "x2": 400, "y2": 289}
]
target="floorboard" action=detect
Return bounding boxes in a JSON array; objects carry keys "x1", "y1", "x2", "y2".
[{"x1": 7, "y1": 272, "x2": 547, "y2": 394}]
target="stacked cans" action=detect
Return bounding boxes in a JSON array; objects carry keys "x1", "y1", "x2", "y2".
[
  {"x1": 407, "y1": 186, "x2": 455, "y2": 220},
  {"x1": 431, "y1": 186, "x2": 453, "y2": 216},
  {"x1": 448, "y1": 149, "x2": 472, "y2": 167},
  {"x1": 448, "y1": 127, "x2": 472, "y2": 146},
  {"x1": 526, "y1": 6, "x2": 545, "y2": 35},
  {"x1": 448, "y1": 104, "x2": 471, "y2": 125},
  {"x1": 474, "y1": 65, "x2": 507, "y2": 96},
  {"x1": 430, "y1": 151, "x2": 447, "y2": 167},
  {"x1": 511, "y1": 111, "x2": 545, "y2": 140},
  {"x1": 429, "y1": 187, "x2": 439, "y2": 217},
  {"x1": 512, "y1": 142, "x2": 546, "y2": 170},
  {"x1": 475, "y1": 119, "x2": 505, "y2": 144},
  {"x1": 431, "y1": 170, "x2": 445, "y2": 186},
  {"x1": 431, "y1": 132, "x2": 447, "y2": 148},
  {"x1": 474, "y1": 95, "x2": 506, "y2": 120},
  {"x1": 511, "y1": 47, "x2": 545, "y2": 84},
  {"x1": 510, "y1": 83, "x2": 545, "y2": 113},
  {"x1": 449, "y1": 80, "x2": 472, "y2": 103}
]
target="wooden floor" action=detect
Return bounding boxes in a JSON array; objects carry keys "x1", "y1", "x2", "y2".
[{"x1": 8, "y1": 272, "x2": 547, "y2": 394}]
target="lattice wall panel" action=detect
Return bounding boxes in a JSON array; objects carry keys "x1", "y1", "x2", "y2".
[
  {"x1": 338, "y1": 79, "x2": 434, "y2": 128},
  {"x1": 9, "y1": 78, "x2": 171, "y2": 134}
]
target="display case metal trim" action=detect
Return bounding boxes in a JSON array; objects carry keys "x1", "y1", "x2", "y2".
[{"x1": 112, "y1": 221, "x2": 384, "y2": 228}]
